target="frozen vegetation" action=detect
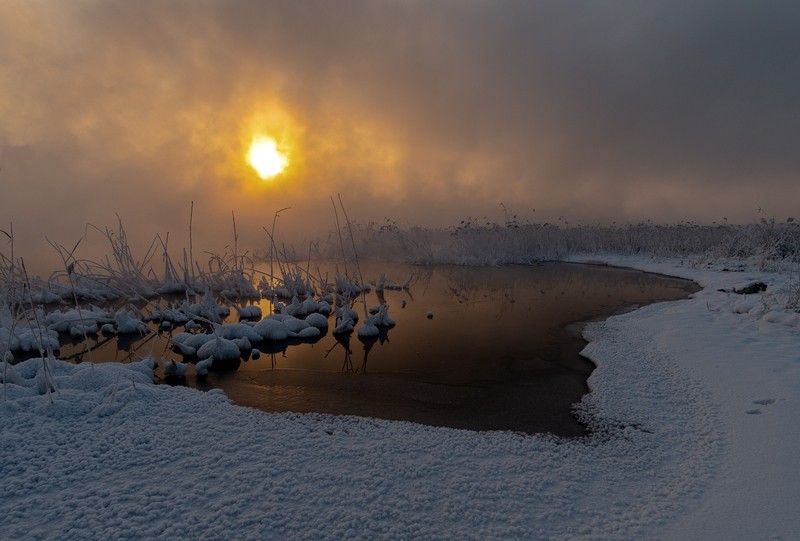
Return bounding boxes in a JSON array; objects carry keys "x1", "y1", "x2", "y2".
[
  {"x1": 311, "y1": 211, "x2": 800, "y2": 271},
  {"x1": 1, "y1": 216, "x2": 799, "y2": 539}
]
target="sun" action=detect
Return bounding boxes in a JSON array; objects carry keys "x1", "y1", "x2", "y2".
[{"x1": 247, "y1": 136, "x2": 288, "y2": 179}]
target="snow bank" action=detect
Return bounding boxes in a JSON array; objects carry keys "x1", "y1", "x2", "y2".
[
  {"x1": 573, "y1": 255, "x2": 800, "y2": 540},
  {"x1": 1, "y1": 257, "x2": 798, "y2": 540}
]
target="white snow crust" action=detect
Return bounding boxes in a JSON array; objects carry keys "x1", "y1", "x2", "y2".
[{"x1": 1, "y1": 256, "x2": 798, "y2": 540}]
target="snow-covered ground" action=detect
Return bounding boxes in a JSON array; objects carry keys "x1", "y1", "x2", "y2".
[{"x1": 1, "y1": 256, "x2": 798, "y2": 540}]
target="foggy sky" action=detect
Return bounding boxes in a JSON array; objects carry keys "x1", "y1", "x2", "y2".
[{"x1": 2, "y1": 0, "x2": 800, "y2": 270}]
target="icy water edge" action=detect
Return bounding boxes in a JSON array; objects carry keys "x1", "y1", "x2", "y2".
[{"x1": 53, "y1": 262, "x2": 699, "y2": 437}]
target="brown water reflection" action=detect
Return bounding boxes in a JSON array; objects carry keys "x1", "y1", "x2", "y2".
[
  {"x1": 203, "y1": 262, "x2": 697, "y2": 436},
  {"x1": 54, "y1": 262, "x2": 697, "y2": 436}
]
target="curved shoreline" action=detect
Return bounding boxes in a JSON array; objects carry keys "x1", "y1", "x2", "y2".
[
  {"x1": 215, "y1": 262, "x2": 700, "y2": 436},
  {"x1": 2, "y1": 257, "x2": 797, "y2": 538}
]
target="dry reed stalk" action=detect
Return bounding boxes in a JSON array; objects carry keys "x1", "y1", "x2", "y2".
[{"x1": 336, "y1": 194, "x2": 368, "y2": 319}]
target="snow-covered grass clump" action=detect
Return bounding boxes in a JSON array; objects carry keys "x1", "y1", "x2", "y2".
[
  {"x1": 196, "y1": 334, "x2": 241, "y2": 361},
  {"x1": 169, "y1": 332, "x2": 214, "y2": 357},
  {"x1": 357, "y1": 304, "x2": 395, "y2": 338},
  {"x1": 0, "y1": 324, "x2": 60, "y2": 353},
  {"x1": 235, "y1": 304, "x2": 262, "y2": 319},
  {"x1": 45, "y1": 307, "x2": 110, "y2": 333},
  {"x1": 304, "y1": 312, "x2": 329, "y2": 329},
  {"x1": 113, "y1": 310, "x2": 149, "y2": 335},
  {"x1": 252, "y1": 317, "x2": 290, "y2": 341}
]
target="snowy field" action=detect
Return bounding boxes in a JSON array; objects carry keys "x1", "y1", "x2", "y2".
[{"x1": 1, "y1": 255, "x2": 799, "y2": 540}]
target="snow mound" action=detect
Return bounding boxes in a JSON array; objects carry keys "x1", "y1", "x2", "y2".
[
  {"x1": 252, "y1": 317, "x2": 289, "y2": 341},
  {"x1": 196, "y1": 335, "x2": 241, "y2": 361},
  {"x1": 304, "y1": 312, "x2": 329, "y2": 329},
  {"x1": 114, "y1": 310, "x2": 149, "y2": 335}
]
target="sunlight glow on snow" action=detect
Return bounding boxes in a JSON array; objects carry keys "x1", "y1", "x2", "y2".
[{"x1": 247, "y1": 137, "x2": 288, "y2": 179}]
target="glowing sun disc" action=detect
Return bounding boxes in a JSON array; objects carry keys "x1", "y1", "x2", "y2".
[{"x1": 248, "y1": 137, "x2": 288, "y2": 179}]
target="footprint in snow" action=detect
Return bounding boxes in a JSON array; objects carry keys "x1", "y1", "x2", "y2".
[
  {"x1": 752, "y1": 398, "x2": 776, "y2": 406},
  {"x1": 746, "y1": 398, "x2": 780, "y2": 414}
]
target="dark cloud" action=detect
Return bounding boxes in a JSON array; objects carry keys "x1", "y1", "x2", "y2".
[{"x1": 2, "y1": 0, "x2": 800, "y2": 271}]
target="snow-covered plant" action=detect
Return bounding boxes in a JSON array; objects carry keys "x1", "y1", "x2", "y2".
[{"x1": 784, "y1": 260, "x2": 800, "y2": 311}]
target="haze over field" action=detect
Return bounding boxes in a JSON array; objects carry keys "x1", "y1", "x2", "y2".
[{"x1": 2, "y1": 0, "x2": 799, "y2": 269}]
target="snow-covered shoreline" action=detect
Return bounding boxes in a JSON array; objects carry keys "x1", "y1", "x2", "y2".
[
  {"x1": 1, "y1": 257, "x2": 798, "y2": 540},
  {"x1": 575, "y1": 256, "x2": 799, "y2": 540}
]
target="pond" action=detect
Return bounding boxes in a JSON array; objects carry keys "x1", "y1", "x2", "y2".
[{"x1": 52, "y1": 261, "x2": 699, "y2": 436}]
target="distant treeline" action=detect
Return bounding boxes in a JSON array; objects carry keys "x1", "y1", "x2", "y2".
[{"x1": 306, "y1": 215, "x2": 800, "y2": 268}]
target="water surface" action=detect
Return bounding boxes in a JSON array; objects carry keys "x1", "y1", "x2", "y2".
[{"x1": 56, "y1": 262, "x2": 698, "y2": 436}]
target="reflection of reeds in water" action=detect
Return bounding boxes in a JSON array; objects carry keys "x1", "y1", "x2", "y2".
[
  {"x1": 325, "y1": 333, "x2": 353, "y2": 372},
  {"x1": 323, "y1": 324, "x2": 391, "y2": 375},
  {"x1": 436, "y1": 263, "x2": 699, "y2": 324},
  {"x1": 60, "y1": 323, "x2": 169, "y2": 366}
]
